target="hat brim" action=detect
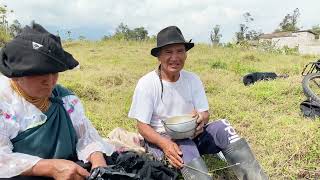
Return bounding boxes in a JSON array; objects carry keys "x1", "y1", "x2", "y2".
[
  {"x1": 151, "y1": 42, "x2": 194, "y2": 57},
  {"x1": 0, "y1": 39, "x2": 79, "y2": 77}
]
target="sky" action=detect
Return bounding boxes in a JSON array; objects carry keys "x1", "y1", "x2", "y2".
[{"x1": 1, "y1": 0, "x2": 320, "y2": 43}]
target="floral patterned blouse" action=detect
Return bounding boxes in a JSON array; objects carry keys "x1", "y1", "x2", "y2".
[{"x1": 0, "y1": 75, "x2": 114, "y2": 178}]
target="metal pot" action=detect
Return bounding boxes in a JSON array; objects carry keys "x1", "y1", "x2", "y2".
[{"x1": 162, "y1": 115, "x2": 197, "y2": 139}]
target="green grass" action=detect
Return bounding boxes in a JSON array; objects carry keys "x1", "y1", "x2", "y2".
[
  {"x1": 0, "y1": 27, "x2": 12, "y2": 46},
  {"x1": 58, "y1": 40, "x2": 320, "y2": 179}
]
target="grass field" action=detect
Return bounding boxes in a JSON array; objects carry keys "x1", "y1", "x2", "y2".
[{"x1": 59, "y1": 39, "x2": 320, "y2": 179}]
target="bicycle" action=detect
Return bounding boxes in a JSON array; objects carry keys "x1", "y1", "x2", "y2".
[{"x1": 301, "y1": 59, "x2": 320, "y2": 105}]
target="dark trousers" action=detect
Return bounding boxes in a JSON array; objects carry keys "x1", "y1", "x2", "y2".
[{"x1": 146, "y1": 119, "x2": 240, "y2": 164}]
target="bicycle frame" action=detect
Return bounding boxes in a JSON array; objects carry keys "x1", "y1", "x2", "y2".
[{"x1": 301, "y1": 59, "x2": 320, "y2": 76}]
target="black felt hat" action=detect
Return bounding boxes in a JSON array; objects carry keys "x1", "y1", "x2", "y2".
[
  {"x1": 151, "y1": 26, "x2": 194, "y2": 57},
  {"x1": 0, "y1": 22, "x2": 79, "y2": 77}
]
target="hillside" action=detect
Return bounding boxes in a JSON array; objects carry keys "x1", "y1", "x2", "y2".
[{"x1": 59, "y1": 40, "x2": 320, "y2": 179}]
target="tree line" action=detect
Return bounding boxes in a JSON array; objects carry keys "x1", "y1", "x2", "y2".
[
  {"x1": 1, "y1": 5, "x2": 319, "y2": 46},
  {"x1": 103, "y1": 23, "x2": 149, "y2": 41},
  {"x1": 211, "y1": 8, "x2": 320, "y2": 45}
]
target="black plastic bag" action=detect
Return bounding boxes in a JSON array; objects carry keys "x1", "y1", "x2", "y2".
[
  {"x1": 87, "y1": 151, "x2": 178, "y2": 180},
  {"x1": 88, "y1": 166, "x2": 139, "y2": 180},
  {"x1": 243, "y1": 72, "x2": 278, "y2": 86},
  {"x1": 300, "y1": 99, "x2": 320, "y2": 119}
]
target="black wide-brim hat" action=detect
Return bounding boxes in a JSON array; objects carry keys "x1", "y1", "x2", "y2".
[
  {"x1": 151, "y1": 26, "x2": 194, "y2": 57},
  {"x1": 0, "y1": 22, "x2": 79, "y2": 78}
]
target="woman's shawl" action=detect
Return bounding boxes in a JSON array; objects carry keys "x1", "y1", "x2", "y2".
[{"x1": 11, "y1": 85, "x2": 78, "y2": 160}]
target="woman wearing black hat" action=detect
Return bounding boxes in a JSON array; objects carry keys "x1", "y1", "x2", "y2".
[
  {"x1": 128, "y1": 26, "x2": 268, "y2": 180},
  {"x1": 0, "y1": 23, "x2": 114, "y2": 179}
]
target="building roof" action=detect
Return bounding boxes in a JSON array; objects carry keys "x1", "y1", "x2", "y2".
[
  {"x1": 260, "y1": 30, "x2": 317, "y2": 39},
  {"x1": 259, "y1": 32, "x2": 293, "y2": 39},
  {"x1": 295, "y1": 30, "x2": 318, "y2": 35}
]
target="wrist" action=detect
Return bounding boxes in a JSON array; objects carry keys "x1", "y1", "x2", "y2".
[
  {"x1": 158, "y1": 137, "x2": 170, "y2": 150},
  {"x1": 30, "y1": 159, "x2": 55, "y2": 177},
  {"x1": 90, "y1": 151, "x2": 107, "y2": 168}
]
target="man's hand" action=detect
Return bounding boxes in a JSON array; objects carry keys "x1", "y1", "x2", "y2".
[
  {"x1": 159, "y1": 138, "x2": 183, "y2": 169},
  {"x1": 137, "y1": 121, "x2": 186, "y2": 168},
  {"x1": 191, "y1": 110, "x2": 209, "y2": 138}
]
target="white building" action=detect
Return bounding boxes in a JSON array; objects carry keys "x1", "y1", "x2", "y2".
[{"x1": 260, "y1": 30, "x2": 320, "y2": 55}]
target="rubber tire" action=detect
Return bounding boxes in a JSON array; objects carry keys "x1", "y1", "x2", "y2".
[{"x1": 302, "y1": 73, "x2": 320, "y2": 105}]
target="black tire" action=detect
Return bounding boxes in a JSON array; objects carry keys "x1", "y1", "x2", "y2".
[{"x1": 302, "y1": 73, "x2": 320, "y2": 105}]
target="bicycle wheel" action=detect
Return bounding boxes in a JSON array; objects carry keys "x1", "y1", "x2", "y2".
[{"x1": 302, "y1": 73, "x2": 320, "y2": 105}]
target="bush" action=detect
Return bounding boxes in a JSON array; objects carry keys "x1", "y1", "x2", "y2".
[
  {"x1": 256, "y1": 41, "x2": 282, "y2": 54},
  {"x1": 256, "y1": 41, "x2": 299, "y2": 55},
  {"x1": 282, "y1": 45, "x2": 299, "y2": 55},
  {"x1": 210, "y1": 60, "x2": 228, "y2": 70}
]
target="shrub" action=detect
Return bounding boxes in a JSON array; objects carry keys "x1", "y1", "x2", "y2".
[{"x1": 210, "y1": 60, "x2": 227, "y2": 70}]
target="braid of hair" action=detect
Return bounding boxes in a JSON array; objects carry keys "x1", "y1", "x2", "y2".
[{"x1": 158, "y1": 64, "x2": 164, "y2": 100}]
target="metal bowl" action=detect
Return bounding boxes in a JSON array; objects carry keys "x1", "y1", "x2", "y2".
[{"x1": 162, "y1": 115, "x2": 197, "y2": 139}]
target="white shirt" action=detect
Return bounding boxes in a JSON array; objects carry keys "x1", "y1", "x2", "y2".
[
  {"x1": 0, "y1": 75, "x2": 115, "y2": 178},
  {"x1": 128, "y1": 70, "x2": 209, "y2": 133}
]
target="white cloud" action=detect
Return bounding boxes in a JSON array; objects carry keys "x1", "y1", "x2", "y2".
[
  {"x1": 2, "y1": 0, "x2": 319, "y2": 42},
  {"x1": 223, "y1": 7, "x2": 242, "y2": 19}
]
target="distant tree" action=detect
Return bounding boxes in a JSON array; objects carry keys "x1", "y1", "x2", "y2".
[
  {"x1": 130, "y1": 27, "x2": 148, "y2": 40},
  {"x1": 113, "y1": 23, "x2": 149, "y2": 41},
  {"x1": 114, "y1": 23, "x2": 130, "y2": 40},
  {"x1": 246, "y1": 30, "x2": 262, "y2": 41},
  {"x1": 0, "y1": 5, "x2": 11, "y2": 33},
  {"x1": 9, "y1": 19, "x2": 22, "y2": 36},
  {"x1": 312, "y1": 25, "x2": 320, "y2": 34},
  {"x1": 312, "y1": 25, "x2": 320, "y2": 39},
  {"x1": 235, "y1": 23, "x2": 248, "y2": 42},
  {"x1": 235, "y1": 12, "x2": 252, "y2": 42},
  {"x1": 291, "y1": 8, "x2": 300, "y2": 29},
  {"x1": 0, "y1": 5, "x2": 8, "y2": 27},
  {"x1": 235, "y1": 12, "x2": 261, "y2": 43},
  {"x1": 102, "y1": 34, "x2": 111, "y2": 41},
  {"x1": 210, "y1": 25, "x2": 222, "y2": 45},
  {"x1": 243, "y1": 12, "x2": 254, "y2": 23},
  {"x1": 115, "y1": 23, "x2": 130, "y2": 35},
  {"x1": 278, "y1": 8, "x2": 300, "y2": 32},
  {"x1": 0, "y1": 5, "x2": 14, "y2": 46}
]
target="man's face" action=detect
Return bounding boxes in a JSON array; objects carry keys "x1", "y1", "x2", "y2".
[
  {"x1": 13, "y1": 73, "x2": 59, "y2": 98},
  {"x1": 158, "y1": 44, "x2": 187, "y2": 76}
]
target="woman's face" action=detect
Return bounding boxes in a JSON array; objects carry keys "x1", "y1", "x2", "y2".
[
  {"x1": 13, "y1": 73, "x2": 59, "y2": 98},
  {"x1": 158, "y1": 44, "x2": 187, "y2": 76}
]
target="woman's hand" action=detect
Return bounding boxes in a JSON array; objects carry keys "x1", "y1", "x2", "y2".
[
  {"x1": 51, "y1": 160, "x2": 90, "y2": 180},
  {"x1": 89, "y1": 151, "x2": 107, "y2": 169},
  {"x1": 30, "y1": 159, "x2": 90, "y2": 180},
  {"x1": 159, "y1": 138, "x2": 183, "y2": 169}
]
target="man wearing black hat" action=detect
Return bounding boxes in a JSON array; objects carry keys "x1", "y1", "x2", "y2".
[
  {"x1": 0, "y1": 23, "x2": 114, "y2": 179},
  {"x1": 128, "y1": 26, "x2": 268, "y2": 180}
]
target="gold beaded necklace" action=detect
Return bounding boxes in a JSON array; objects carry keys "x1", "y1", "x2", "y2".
[{"x1": 10, "y1": 80, "x2": 50, "y2": 112}]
